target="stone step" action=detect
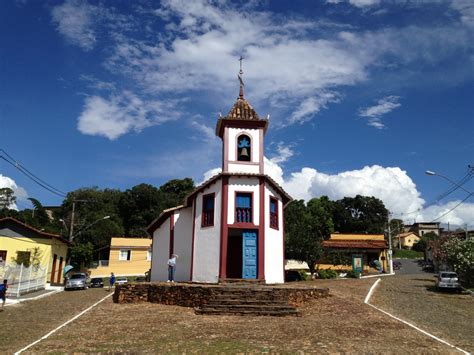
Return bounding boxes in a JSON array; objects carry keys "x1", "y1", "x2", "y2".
[
  {"x1": 206, "y1": 298, "x2": 288, "y2": 306},
  {"x1": 195, "y1": 307, "x2": 300, "y2": 317},
  {"x1": 203, "y1": 304, "x2": 296, "y2": 311}
]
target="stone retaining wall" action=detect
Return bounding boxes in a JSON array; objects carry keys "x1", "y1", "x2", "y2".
[{"x1": 113, "y1": 283, "x2": 329, "y2": 307}]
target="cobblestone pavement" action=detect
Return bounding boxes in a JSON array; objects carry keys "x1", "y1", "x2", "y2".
[
  {"x1": 371, "y1": 268, "x2": 474, "y2": 352},
  {"x1": 22, "y1": 278, "x2": 457, "y2": 353}
]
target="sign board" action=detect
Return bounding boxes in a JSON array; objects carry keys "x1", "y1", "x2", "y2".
[
  {"x1": 352, "y1": 254, "x2": 364, "y2": 273},
  {"x1": 388, "y1": 249, "x2": 393, "y2": 256}
]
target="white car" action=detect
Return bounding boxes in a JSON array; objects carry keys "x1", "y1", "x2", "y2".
[
  {"x1": 436, "y1": 272, "x2": 461, "y2": 291},
  {"x1": 115, "y1": 276, "x2": 127, "y2": 285}
]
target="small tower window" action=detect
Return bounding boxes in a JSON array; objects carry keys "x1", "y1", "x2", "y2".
[
  {"x1": 236, "y1": 193, "x2": 252, "y2": 223},
  {"x1": 237, "y1": 134, "x2": 251, "y2": 161}
]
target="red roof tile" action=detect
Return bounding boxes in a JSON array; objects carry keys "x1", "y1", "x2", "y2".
[{"x1": 323, "y1": 240, "x2": 388, "y2": 249}]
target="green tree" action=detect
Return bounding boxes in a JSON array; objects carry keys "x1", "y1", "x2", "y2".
[
  {"x1": 0, "y1": 187, "x2": 16, "y2": 209},
  {"x1": 285, "y1": 197, "x2": 334, "y2": 276},
  {"x1": 332, "y1": 195, "x2": 388, "y2": 234}
]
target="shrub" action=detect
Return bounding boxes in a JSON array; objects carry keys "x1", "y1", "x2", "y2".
[
  {"x1": 298, "y1": 270, "x2": 309, "y2": 281},
  {"x1": 346, "y1": 270, "x2": 361, "y2": 278},
  {"x1": 317, "y1": 269, "x2": 337, "y2": 279}
]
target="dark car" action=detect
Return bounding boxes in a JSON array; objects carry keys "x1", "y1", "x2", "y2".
[
  {"x1": 393, "y1": 261, "x2": 402, "y2": 270},
  {"x1": 90, "y1": 277, "x2": 104, "y2": 288},
  {"x1": 285, "y1": 270, "x2": 303, "y2": 282},
  {"x1": 134, "y1": 276, "x2": 146, "y2": 283}
]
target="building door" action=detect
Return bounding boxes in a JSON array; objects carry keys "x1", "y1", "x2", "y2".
[
  {"x1": 57, "y1": 257, "x2": 63, "y2": 284},
  {"x1": 242, "y1": 231, "x2": 257, "y2": 279},
  {"x1": 51, "y1": 254, "x2": 57, "y2": 283}
]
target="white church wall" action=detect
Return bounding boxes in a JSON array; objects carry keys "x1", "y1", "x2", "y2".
[
  {"x1": 227, "y1": 128, "x2": 261, "y2": 174},
  {"x1": 192, "y1": 181, "x2": 222, "y2": 283},
  {"x1": 151, "y1": 218, "x2": 170, "y2": 282},
  {"x1": 172, "y1": 208, "x2": 193, "y2": 282},
  {"x1": 227, "y1": 176, "x2": 260, "y2": 225},
  {"x1": 264, "y1": 183, "x2": 284, "y2": 283}
]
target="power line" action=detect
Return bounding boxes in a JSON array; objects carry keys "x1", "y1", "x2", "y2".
[
  {"x1": 0, "y1": 149, "x2": 67, "y2": 198},
  {"x1": 429, "y1": 193, "x2": 473, "y2": 223}
]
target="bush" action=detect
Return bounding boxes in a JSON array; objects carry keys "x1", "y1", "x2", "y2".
[
  {"x1": 317, "y1": 269, "x2": 337, "y2": 279},
  {"x1": 299, "y1": 270, "x2": 309, "y2": 281},
  {"x1": 346, "y1": 270, "x2": 361, "y2": 278}
]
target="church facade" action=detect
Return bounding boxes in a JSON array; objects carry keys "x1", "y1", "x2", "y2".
[{"x1": 147, "y1": 83, "x2": 292, "y2": 284}]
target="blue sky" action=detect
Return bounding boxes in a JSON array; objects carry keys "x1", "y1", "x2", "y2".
[{"x1": 0, "y1": 0, "x2": 473, "y2": 227}]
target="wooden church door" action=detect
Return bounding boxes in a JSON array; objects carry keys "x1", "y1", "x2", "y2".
[{"x1": 242, "y1": 231, "x2": 257, "y2": 279}]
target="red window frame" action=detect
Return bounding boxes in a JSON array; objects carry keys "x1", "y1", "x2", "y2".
[
  {"x1": 269, "y1": 197, "x2": 279, "y2": 230},
  {"x1": 202, "y1": 193, "x2": 215, "y2": 227},
  {"x1": 235, "y1": 192, "x2": 253, "y2": 224}
]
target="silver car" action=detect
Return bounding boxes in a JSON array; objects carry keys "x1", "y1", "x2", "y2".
[
  {"x1": 436, "y1": 271, "x2": 461, "y2": 291},
  {"x1": 65, "y1": 273, "x2": 90, "y2": 290}
]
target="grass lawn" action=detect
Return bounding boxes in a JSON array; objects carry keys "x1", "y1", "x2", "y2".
[
  {"x1": 393, "y1": 249, "x2": 423, "y2": 259},
  {"x1": 4, "y1": 279, "x2": 456, "y2": 353}
]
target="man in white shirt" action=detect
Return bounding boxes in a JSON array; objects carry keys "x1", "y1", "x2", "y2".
[{"x1": 167, "y1": 254, "x2": 178, "y2": 282}]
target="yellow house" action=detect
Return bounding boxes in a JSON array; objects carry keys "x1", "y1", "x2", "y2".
[
  {"x1": 395, "y1": 232, "x2": 420, "y2": 249},
  {"x1": 89, "y1": 237, "x2": 151, "y2": 277},
  {"x1": 320, "y1": 233, "x2": 389, "y2": 272},
  {"x1": 0, "y1": 217, "x2": 70, "y2": 286}
]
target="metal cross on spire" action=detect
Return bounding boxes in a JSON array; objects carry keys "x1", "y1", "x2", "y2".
[{"x1": 238, "y1": 56, "x2": 245, "y2": 99}]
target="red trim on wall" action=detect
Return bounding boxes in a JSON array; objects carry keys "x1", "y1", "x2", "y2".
[
  {"x1": 219, "y1": 176, "x2": 229, "y2": 279},
  {"x1": 258, "y1": 178, "x2": 265, "y2": 280},
  {"x1": 269, "y1": 196, "x2": 279, "y2": 230},
  {"x1": 223, "y1": 127, "x2": 229, "y2": 172},
  {"x1": 282, "y1": 205, "x2": 286, "y2": 282},
  {"x1": 57, "y1": 257, "x2": 63, "y2": 284},
  {"x1": 228, "y1": 222, "x2": 258, "y2": 229},
  {"x1": 169, "y1": 213, "x2": 175, "y2": 258},
  {"x1": 51, "y1": 254, "x2": 57, "y2": 284},
  {"x1": 190, "y1": 197, "x2": 197, "y2": 281},
  {"x1": 216, "y1": 119, "x2": 268, "y2": 138},
  {"x1": 259, "y1": 128, "x2": 264, "y2": 174},
  {"x1": 201, "y1": 193, "x2": 215, "y2": 227}
]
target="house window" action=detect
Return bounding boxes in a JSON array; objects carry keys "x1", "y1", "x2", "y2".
[
  {"x1": 202, "y1": 193, "x2": 215, "y2": 227},
  {"x1": 236, "y1": 193, "x2": 252, "y2": 223},
  {"x1": 237, "y1": 134, "x2": 251, "y2": 161},
  {"x1": 270, "y1": 197, "x2": 278, "y2": 229},
  {"x1": 147, "y1": 250, "x2": 152, "y2": 261},
  {"x1": 119, "y1": 249, "x2": 131, "y2": 261},
  {"x1": 0, "y1": 250, "x2": 6, "y2": 263}
]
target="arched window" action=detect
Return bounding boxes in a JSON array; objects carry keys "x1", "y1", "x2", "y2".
[{"x1": 237, "y1": 134, "x2": 251, "y2": 161}]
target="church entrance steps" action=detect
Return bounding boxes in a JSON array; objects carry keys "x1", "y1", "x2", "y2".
[
  {"x1": 218, "y1": 278, "x2": 265, "y2": 284},
  {"x1": 194, "y1": 286, "x2": 300, "y2": 316}
]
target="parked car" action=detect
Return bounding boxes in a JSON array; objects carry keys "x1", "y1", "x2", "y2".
[
  {"x1": 285, "y1": 270, "x2": 303, "y2": 282},
  {"x1": 115, "y1": 276, "x2": 128, "y2": 285},
  {"x1": 436, "y1": 271, "x2": 461, "y2": 291},
  {"x1": 134, "y1": 276, "x2": 146, "y2": 283},
  {"x1": 393, "y1": 260, "x2": 401, "y2": 270},
  {"x1": 65, "y1": 273, "x2": 90, "y2": 290},
  {"x1": 90, "y1": 277, "x2": 104, "y2": 288}
]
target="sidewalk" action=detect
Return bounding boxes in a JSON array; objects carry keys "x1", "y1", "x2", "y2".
[{"x1": 5, "y1": 286, "x2": 63, "y2": 306}]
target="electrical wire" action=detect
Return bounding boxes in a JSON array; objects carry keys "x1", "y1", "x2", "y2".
[
  {"x1": 429, "y1": 193, "x2": 473, "y2": 223},
  {"x1": 0, "y1": 149, "x2": 67, "y2": 198}
]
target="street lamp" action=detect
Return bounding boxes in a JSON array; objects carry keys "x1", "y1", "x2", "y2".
[{"x1": 425, "y1": 170, "x2": 472, "y2": 195}]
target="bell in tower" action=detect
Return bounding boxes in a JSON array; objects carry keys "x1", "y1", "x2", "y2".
[{"x1": 237, "y1": 135, "x2": 251, "y2": 161}]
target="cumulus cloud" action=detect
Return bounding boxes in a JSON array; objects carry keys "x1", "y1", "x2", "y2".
[
  {"x1": 51, "y1": 0, "x2": 97, "y2": 51},
  {"x1": 77, "y1": 91, "x2": 179, "y2": 140},
  {"x1": 359, "y1": 95, "x2": 401, "y2": 129},
  {"x1": 270, "y1": 143, "x2": 295, "y2": 164},
  {"x1": 0, "y1": 174, "x2": 28, "y2": 210}
]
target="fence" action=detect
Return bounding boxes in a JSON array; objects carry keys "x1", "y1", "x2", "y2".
[{"x1": 0, "y1": 262, "x2": 47, "y2": 297}]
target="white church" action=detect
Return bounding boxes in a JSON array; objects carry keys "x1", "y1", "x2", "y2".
[{"x1": 147, "y1": 75, "x2": 292, "y2": 284}]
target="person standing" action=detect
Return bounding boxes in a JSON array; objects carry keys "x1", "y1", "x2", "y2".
[
  {"x1": 109, "y1": 272, "x2": 115, "y2": 291},
  {"x1": 167, "y1": 254, "x2": 178, "y2": 283},
  {"x1": 0, "y1": 279, "x2": 8, "y2": 311}
]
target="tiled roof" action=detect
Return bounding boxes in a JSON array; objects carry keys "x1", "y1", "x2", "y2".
[
  {"x1": 0, "y1": 217, "x2": 71, "y2": 245},
  {"x1": 225, "y1": 98, "x2": 260, "y2": 120},
  {"x1": 323, "y1": 239, "x2": 388, "y2": 250}
]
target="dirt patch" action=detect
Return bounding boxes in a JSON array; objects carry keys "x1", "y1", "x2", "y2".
[{"x1": 23, "y1": 279, "x2": 453, "y2": 353}]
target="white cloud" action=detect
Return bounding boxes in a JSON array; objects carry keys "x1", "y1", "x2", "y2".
[
  {"x1": 418, "y1": 201, "x2": 474, "y2": 227},
  {"x1": 290, "y1": 92, "x2": 340, "y2": 125},
  {"x1": 270, "y1": 143, "x2": 295, "y2": 164},
  {"x1": 326, "y1": 0, "x2": 380, "y2": 8},
  {"x1": 77, "y1": 91, "x2": 179, "y2": 140},
  {"x1": 0, "y1": 175, "x2": 28, "y2": 210},
  {"x1": 451, "y1": 0, "x2": 474, "y2": 27},
  {"x1": 359, "y1": 95, "x2": 401, "y2": 129},
  {"x1": 51, "y1": 0, "x2": 97, "y2": 51},
  {"x1": 79, "y1": 74, "x2": 116, "y2": 91}
]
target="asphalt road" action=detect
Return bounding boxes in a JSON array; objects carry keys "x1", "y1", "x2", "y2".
[{"x1": 373, "y1": 259, "x2": 474, "y2": 352}]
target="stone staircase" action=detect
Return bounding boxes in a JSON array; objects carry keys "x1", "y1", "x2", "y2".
[{"x1": 194, "y1": 286, "x2": 300, "y2": 317}]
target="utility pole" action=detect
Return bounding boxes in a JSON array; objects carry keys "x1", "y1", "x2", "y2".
[
  {"x1": 387, "y1": 214, "x2": 394, "y2": 274},
  {"x1": 69, "y1": 201, "x2": 76, "y2": 243}
]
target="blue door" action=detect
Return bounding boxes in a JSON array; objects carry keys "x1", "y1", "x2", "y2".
[{"x1": 242, "y1": 231, "x2": 257, "y2": 279}]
